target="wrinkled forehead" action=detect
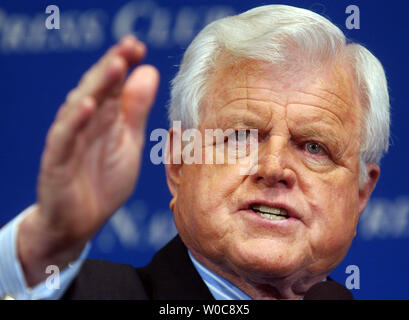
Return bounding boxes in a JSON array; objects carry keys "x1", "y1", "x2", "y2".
[{"x1": 201, "y1": 58, "x2": 362, "y2": 130}]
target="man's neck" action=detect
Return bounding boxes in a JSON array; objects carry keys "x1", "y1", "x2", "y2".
[{"x1": 189, "y1": 248, "x2": 328, "y2": 300}]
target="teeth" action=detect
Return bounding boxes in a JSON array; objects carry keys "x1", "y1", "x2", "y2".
[
  {"x1": 251, "y1": 204, "x2": 289, "y2": 219},
  {"x1": 259, "y1": 213, "x2": 287, "y2": 221}
]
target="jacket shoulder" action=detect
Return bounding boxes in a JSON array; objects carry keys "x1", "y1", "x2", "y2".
[{"x1": 62, "y1": 259, "x2": 148, "y2": 300}]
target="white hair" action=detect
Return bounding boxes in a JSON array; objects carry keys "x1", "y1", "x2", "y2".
[{"x1": 169, "y1": 5, "x2": 390, "y2": 185}]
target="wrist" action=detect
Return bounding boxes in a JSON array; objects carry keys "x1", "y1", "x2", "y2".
[{"x1": 17, "y1": 205, "x2": 86, "y2": 287}]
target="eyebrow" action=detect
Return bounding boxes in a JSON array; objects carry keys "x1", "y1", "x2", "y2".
[
  {"x1": 218, "y1": 114, "x2": 266, "y2": 129},
  {"x1": 215, "y1": 104, "x2": 272, "y2": 129}
]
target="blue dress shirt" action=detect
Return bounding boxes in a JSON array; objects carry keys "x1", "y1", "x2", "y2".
[
  {"x1": 0, "y1": 206, "x2": 89, "y2": 300},
  {"x1": 188, "y1": 251, "x2": 251, "y2": 300}
]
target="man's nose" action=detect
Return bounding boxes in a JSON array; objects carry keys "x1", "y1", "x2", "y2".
[{"x1": 254, "y1": 135, "x2": 296, "y2": 189}]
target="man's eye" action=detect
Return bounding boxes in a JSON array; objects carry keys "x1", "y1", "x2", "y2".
[
  {"x1": 224, "y1": 129, "x2": 259, "y2": 153},
  {"x1": 226, "y1": 130, "x2": 254, "y2": 143},
  {"x1": 234, "y1": 130, "x2": 250, "y2": 142},
  {"x1": 305, "y1": 142, "x2": 326, "y2": 155}
]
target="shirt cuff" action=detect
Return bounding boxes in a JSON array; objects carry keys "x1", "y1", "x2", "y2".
[{"x1": 0, "y1": 205, "x2": 90, "y2": 300}]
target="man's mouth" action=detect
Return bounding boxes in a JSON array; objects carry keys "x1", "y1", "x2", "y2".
[{"x1": 250, "y1": 204, "x2": 290, "y2": 221}]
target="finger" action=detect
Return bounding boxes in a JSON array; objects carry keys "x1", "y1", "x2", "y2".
[
  {"x1": 61, "y1": 36, "x2": 146, "y2": 119},
  {"x1": 76, "y1": 35, "x2": 146, "y2": 104},
  {"x1": 43, "y1": 36, "x2": 146, "y2": 167},
  {"x1": 42, "y1": 96, "x2": 96, "y2": 169},
  {"x1": 115, "y1": 35, "x2": 147, "y2": 66},
  {"x1": 121, "y1": 64, "x2": 160, "y2": 136}
]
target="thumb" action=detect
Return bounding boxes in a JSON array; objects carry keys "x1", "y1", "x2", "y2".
[{"x1": 121, "y1": 64, "x2": 160, "y2": 135}]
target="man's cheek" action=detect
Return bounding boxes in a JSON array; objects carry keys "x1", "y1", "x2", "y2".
[{"x1": 312, "y1": 216, "x2": 355, "y2": 258}]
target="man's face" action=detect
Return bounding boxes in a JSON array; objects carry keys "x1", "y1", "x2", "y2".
[{"x1": 168, "y1": 59, "x2": 377, "y2": 294}]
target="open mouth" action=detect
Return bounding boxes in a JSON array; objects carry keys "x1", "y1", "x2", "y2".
[{"x1": 250, "y1": 204, "x2": 290, "y2": 221}]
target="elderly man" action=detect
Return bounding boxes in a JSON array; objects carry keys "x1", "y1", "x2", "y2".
[{"x1": 0, "y1": 5, "x2": 389, "y2": 300}]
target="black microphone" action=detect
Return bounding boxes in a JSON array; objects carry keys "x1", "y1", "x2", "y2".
[{"x1": 303, "y1": 281, "x2": 354, "y2": 300}]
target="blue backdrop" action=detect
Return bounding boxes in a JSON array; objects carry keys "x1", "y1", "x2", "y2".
[{"x1": 0, "y1": 0, "x2": 408, "y2": 299}]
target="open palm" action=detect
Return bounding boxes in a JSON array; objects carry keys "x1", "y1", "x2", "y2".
[{"x1": 36, "y1": 36, "x2": 159, "y2": 244}]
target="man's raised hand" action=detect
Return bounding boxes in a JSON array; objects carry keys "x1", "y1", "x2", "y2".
[{"x1": 18, "y1": 36, "x2": 159, "y2": 286}]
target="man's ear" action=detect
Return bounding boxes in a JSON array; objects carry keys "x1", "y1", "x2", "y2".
[
  {"x1": 358, "y1": 163, "x2": 380, "y2": 214},
  {"x1": 165, "y1": 127, "x2": 183, "y2": 200}
]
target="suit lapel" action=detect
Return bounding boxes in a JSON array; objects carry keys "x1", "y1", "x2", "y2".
[{"x1": 137, "y1": 235, "x2": 214, "y2": 300}]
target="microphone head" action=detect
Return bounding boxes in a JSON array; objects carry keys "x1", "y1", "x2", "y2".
[{"x1": 304, "y1": 281, "x2": 354, "y2": 300}]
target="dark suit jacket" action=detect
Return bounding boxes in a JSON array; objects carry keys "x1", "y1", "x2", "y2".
[{"x1": 62, "y1": 235, "x2": 353, "y2": 300}]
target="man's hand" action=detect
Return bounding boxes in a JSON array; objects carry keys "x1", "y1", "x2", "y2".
[{"x1": 17, "y1": 36, "x2": 159, "y2": 287}]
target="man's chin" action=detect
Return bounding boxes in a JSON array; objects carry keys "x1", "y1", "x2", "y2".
[{"x1": 226, "y1": 246, "x2": 309, "y2": 282}]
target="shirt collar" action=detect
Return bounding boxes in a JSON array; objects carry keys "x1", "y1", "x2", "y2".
[
  {"x1": 188, "y1": 250, "x2": 327, "y2": 300},
  {"x1": 188, "y1": 250, "x2": 252, "y2": 300}
]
